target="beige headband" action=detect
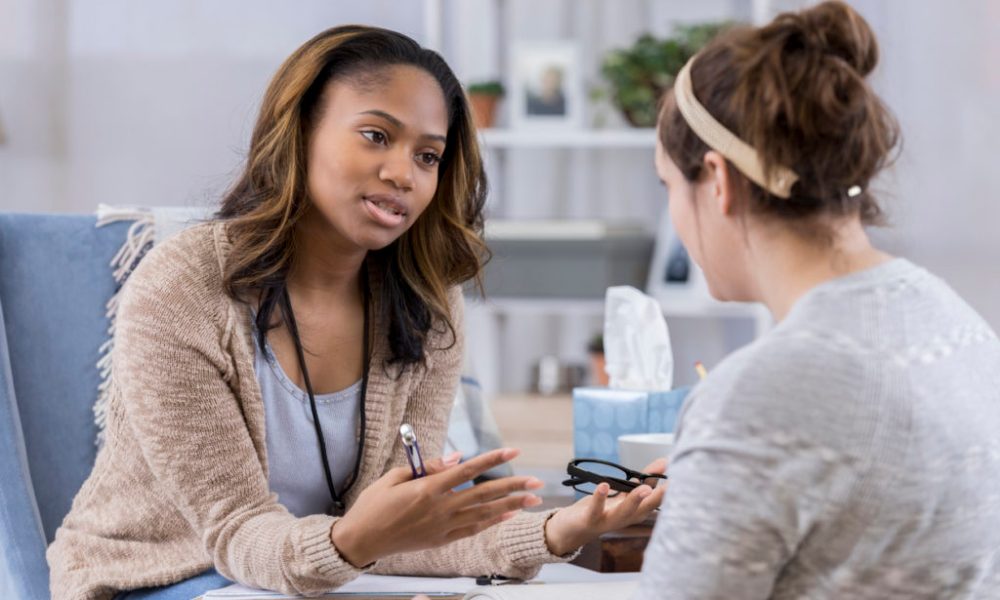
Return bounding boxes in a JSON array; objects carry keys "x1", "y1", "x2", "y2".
[{"x1": 673, "y1": 57, "x2": 799, "y2": 199}]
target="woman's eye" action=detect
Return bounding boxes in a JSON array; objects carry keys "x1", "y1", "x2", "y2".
[
  {"x1": 361, "y1": 130, "x2": 387, "y2": 145},
  {"x1": 418, "y1": 152, "x2": 442, "y2": 166}
]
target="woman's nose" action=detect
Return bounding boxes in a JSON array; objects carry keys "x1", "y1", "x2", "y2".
[{"x1": 378, "y1": 149, "x2": 414, "y2": 191}]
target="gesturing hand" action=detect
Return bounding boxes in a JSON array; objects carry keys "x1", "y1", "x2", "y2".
[
  {"x1": 543, "y1": 458, "x2": 667, "y2": 556},
  {"x1": 330, "y1": 448, "x2": 544, "y2": 567}
]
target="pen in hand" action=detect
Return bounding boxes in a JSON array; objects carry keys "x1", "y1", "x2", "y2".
[{"x1": 399, "y1": 423, "x2": 427, "y2": 478}]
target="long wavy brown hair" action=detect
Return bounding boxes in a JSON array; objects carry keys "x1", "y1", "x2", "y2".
[{"x1": 216, "y1": 25, "x2": 488, "y2": 366}]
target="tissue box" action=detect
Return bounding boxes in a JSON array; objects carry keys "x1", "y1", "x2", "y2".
[{"x1": 572, "y1": 386, "x2": 691, "y2": 464}]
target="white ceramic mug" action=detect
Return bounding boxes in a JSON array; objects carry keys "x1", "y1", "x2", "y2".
[{"x1": 617, "y1": 433, "x2": 675, "y2": 472}]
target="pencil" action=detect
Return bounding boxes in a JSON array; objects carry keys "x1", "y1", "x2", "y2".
[{"x1": 695, "y1": 361, "x2": 708, "y2": 381}]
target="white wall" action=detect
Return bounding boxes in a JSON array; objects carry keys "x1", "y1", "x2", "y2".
[
  {"x1": 0, "y1": 0, "x2": 68, "y2": 212},
  {"x1": 866, "y1": 0, "x2": 1000, "y2": 327},
  {"x1": 0, "y1": 0, "x2": 423, "y2": 213}
]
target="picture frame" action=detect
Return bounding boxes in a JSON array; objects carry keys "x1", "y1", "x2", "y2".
[
  {"x1": 645, "y1": 209, "x2": 709, "y2": 307},
  {"x1": 508, "y1": 41, "x2": 583, "y2": 129}
]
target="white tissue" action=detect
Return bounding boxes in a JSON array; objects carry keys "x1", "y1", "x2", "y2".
[{"x1": 603, "y1": 286, "x2": 674, "y2": 391}]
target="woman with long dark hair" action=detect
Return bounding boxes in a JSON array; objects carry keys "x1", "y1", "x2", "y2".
[{"x1": 48, "y1": 25, "x2": 663, "y2": 600}]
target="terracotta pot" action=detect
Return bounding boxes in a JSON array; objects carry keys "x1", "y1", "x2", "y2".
[
  {"x1": 468, "y1": 94, "x2": 501, "y2": 129},
  {"x1": 589, "y1": 352, "x2": 610, "y2": 387}
]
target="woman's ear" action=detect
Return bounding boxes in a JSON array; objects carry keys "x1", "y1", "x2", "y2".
[{"x1": 702, "y1": 151, "x2": 735, "y2": 216}]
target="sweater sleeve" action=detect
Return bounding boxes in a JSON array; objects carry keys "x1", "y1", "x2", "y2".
[
  {"x1": 633, "y1": 337, "x2": 870, "y2": 600},
  {"x1": 113, "y1": 233, "x2": 365, "y2": 596},
  {"x1": 370, "y1": 288, "x2": 576, "y2": 580}
]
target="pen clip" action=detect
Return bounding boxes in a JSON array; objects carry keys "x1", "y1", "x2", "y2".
[{"x1": 399, "y1": 423, "x2": 426, "y2": 478}]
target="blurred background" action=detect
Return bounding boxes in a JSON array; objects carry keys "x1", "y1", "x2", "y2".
[{"x1": 2, "y1": 0, "x2": 998, "y2": 475}]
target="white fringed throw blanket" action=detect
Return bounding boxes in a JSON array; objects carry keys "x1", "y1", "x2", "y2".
[{"x1": 93, "y1": 203, "x2": 212, "y2": 443}]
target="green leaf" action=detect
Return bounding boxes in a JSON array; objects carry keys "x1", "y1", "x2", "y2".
[
  {"x1": 466, "y1": 80, "x2": 505, "y2": 96},
  {"x1": 597, "y1": 22, "x2": 732, "y2": 127}
]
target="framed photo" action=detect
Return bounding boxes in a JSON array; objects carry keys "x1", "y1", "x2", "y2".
[
  {"x1": 645, "y1": 209, "x2": 708, "y2": 307},
  {"x1": 508, "y1": 41, "x2": 583, "y2": 129}
]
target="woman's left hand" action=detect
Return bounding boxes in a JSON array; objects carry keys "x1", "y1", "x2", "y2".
[{"x1": 543, "y1": 458, "x2": 667, "y2": 557}]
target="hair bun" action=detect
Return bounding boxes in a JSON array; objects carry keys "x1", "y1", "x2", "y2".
[
  {"x1": 659, "y1": 0, "x2": 899, "y2": 229},
  {"x1": 798, "y1": 0, "x2": 879, "y2": 77}
]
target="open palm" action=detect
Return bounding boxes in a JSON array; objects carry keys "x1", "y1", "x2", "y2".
[{"x1": 543, "y1": 458, "x2": 668, "y2": 556}]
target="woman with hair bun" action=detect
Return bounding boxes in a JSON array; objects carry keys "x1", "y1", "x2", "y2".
[{"x1": 638, "y1": 2, "x2": 1000, "y2": 598}]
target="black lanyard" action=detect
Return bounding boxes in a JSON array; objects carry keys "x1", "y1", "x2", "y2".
[{"x1": 280, "y1": 276, "x2": 370, "y2": 517}]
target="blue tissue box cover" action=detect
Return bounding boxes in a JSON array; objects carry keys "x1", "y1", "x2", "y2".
[{"x1": 572, "y1": 386, "x2": 691, "y2": 464}]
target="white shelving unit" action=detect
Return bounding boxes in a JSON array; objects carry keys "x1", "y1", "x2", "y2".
[
  {"x1": 429, "y1": 0, "x2": 771, "y2": 397},
  {"x1": 479, "y1": 127, "x2": 657, "y2": 149},
  {"x1": 476, "y1": 296, "x2": 769, "y2": 324},
  {"x1": 467, "y1": 291, "x2": 769, "y2": 403},
  {"x1": 470, "y1": 121, "x2": 770, "y2": 395}
]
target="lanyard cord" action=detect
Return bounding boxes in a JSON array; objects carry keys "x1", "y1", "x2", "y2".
[{"x1": 280, "y1": 273, "x2": 370, "y2": 515}]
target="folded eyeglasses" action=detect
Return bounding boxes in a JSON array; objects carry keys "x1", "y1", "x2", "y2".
[{"x1": 562, "y1": 458, "x2": 667, "y2": 497}]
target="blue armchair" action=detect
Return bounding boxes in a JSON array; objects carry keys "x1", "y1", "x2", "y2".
[
  {"x1": 0, "y1": 214, "x2": 126, "y2": 598},
  {"x1": 0, "y1": 214, "x2": 233, "y2": 599},
  {"x1": 0, "y1": 212, "x2": 507, "y2": 598}
]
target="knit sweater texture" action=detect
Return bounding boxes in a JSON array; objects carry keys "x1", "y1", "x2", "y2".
[
  {"x1": 636, "y1": 259, "x2": 1000, "y2": 599},
  {"x1": 47, "y1": 223, "x2": 565, "y2": 599}
]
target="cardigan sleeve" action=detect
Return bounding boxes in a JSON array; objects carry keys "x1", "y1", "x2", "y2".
[
  {"x1": 113, "y1": 233, "x2": 366, "y2": 596},
  {"x1": 370, "y1": 288, "x2": 578, "y2": 580}
]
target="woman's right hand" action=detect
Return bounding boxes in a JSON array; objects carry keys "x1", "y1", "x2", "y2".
[{"x1": 329, "y1": 448, "x2": 543, "y2": 567}]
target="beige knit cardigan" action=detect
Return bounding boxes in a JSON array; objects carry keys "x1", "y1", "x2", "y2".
[{"x1": 47, "y1": 223, "x2": 567, "y2": 599}]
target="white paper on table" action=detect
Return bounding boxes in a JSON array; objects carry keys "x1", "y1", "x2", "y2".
[
  {"x1": 199, "y1": 574, "x2": 475, "y2": 598},
  {"x1": 198, "y1": 563, "x2": 638, "y2": 599},
  {"x1": 463, "y1": 580, "x2": 639, "y2": 600}
]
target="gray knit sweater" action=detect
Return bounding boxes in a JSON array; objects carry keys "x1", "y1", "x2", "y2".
[{"x1": 637, "y1": 258, "x2": 1000, "y2": 599}]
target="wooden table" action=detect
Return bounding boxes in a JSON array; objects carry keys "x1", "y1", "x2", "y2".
[{"x1": 570, "y1": 521, "x2": 653, "y2": 573}]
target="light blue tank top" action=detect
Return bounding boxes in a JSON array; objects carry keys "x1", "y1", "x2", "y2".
[{"x1": 252, "y1": 334, "x2": 361, "y2": 517}]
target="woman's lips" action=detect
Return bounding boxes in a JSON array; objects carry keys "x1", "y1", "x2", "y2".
[{"x1": 363, "y1": 195, "x2": 408, "y2": 228}]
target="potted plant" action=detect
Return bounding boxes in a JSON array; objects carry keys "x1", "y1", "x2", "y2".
[
  {"x1": 466, "y1": 80, "x2": 505, "y2": 129},
  {"x1": 600, "y1": 23, "x2": 729, "y2": 127}
]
